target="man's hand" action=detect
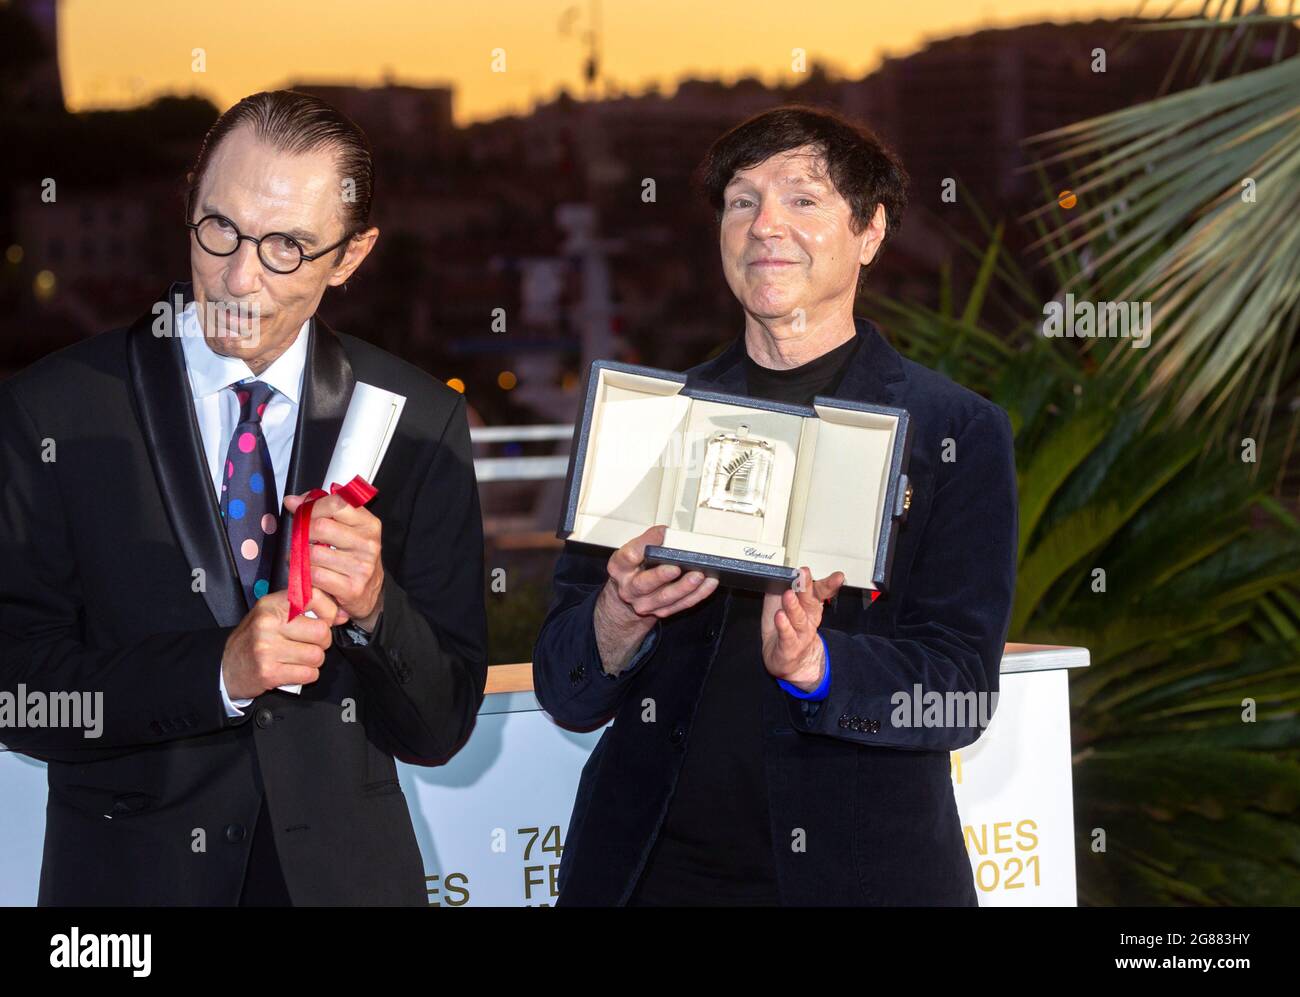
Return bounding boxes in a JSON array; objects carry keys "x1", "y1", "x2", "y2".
[
  {"x1": 221, "y1": 588, "x2": 346, "y2": 700},
  {"x1": 283, "y1": 492, "x2": 385, "y2": 630},
  {"x1": 761, "y1": 567, "x2": 846, "y2": 692},
  {"x1": 594, "y1": 525, "x2": 719, "y2": 676}
]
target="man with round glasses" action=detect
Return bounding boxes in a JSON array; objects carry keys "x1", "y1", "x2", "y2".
[
  {"x1": 186, "y1": 211, "x2": 356, "y2": 276},
  {"x1": 0, "y1": 91, "x2": 488, "y2": 906}
]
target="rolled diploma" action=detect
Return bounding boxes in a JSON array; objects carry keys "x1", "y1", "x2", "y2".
[{"x1": 279, "y1": 381, "x2": 406, "y2": 693}]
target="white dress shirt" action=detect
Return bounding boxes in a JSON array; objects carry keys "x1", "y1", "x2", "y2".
[{"x1": 177, "y1": 301, "x2": 309, "y2": 718}]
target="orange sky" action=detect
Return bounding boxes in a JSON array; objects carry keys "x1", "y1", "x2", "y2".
[{"x1": 59, "y1": 0, "x2": 1162, "y2": 124}]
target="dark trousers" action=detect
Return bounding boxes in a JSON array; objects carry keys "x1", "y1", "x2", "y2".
[{"x1": 238, "y1": 796, "x2": 292, "y2": 906}]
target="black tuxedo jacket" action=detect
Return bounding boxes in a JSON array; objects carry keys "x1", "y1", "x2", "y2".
[
  {"x1": 0, "y1": 282, "x2": 487, "y2": 905},
  {"x1": 533, "y1": 317, "x2": 1018, "y2": 906}
]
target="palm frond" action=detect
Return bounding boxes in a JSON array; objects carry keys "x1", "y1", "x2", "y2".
[{"x1": 1023, "y1": 55, "x2": 1300, "y2": 430}]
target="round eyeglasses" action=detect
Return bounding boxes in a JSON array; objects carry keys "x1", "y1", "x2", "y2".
[{"x1": 186, "y1": 214, "x2": 355, "y2": 275}]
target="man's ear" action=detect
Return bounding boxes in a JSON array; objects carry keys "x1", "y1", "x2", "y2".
[
  {"x1": 858, "y1": 203, "x2": 887, "y2": 268},
  {"x1": 327, "y1": 226, "x2": 380, "y2": 287}
]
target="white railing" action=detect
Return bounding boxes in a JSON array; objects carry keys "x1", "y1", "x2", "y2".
[{"x1": 471, "y1": 424, "x2": 574, "y2": 482}]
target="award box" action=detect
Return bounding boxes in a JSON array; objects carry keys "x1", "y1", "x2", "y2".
[{"x1": 558, "y1": 360, "x2": 914, "y2": 593}]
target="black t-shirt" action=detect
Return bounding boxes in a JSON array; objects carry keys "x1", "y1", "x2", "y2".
[{"x1": 629, "y1": 333, "x2": 860, "y2": 906}]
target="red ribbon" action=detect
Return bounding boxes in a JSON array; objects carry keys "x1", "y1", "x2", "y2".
[{"x1": 287, "y1": 474, "x2": 379, "y2": 621}]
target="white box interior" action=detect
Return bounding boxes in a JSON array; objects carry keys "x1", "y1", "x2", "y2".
[{"x1": 569, "y1": 367, "x2": 900, "y2": 589}]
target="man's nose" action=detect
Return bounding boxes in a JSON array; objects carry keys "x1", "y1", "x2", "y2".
[
  {"x1": 223, "y1": 239, "x2": 264, "y2": 295},
  {"x1": 750, "y1": 200, "x2": 786, "y2": 239}
]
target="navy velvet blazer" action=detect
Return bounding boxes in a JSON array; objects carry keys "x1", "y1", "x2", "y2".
[{"x1": 532, "y1": 316, "x2": 1018, "y2": 906}]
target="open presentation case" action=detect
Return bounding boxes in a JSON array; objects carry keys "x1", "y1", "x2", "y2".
[{"x1": 558, "y1": 360, "x2": 914, "y2": 593}]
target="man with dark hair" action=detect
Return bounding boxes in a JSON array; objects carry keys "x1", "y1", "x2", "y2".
[
  {"x1": 0, "y1": 90, "x2": 487, "y2": 905},
  {"x1": 533, "y1": 104, "x2": 1018, "y2": 906}
]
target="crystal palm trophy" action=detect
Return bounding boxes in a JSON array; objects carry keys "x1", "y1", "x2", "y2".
[{"x1": 699, "y1": 423, "x2": 775, "y2": 517}]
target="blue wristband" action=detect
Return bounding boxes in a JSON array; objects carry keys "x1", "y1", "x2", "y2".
[{"x1": 778, "y1": 634, "x2": 832, "y2": 701}]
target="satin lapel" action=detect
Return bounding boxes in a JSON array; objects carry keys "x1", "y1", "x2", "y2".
[
  {"x1": 126, "y1": 282, "x2": 246, "y2": 628},
  {"x1": 269, "y1": 314, "x2": 356, "y2": 592}
]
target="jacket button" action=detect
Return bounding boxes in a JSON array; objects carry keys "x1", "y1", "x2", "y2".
[
  {"x1": 255, "y1": 707, "x2": 274, "y2": 729},
  {"x1": 224, "y1": 823, "x2": 246, "y2": 843},
  {"x1": 669, "y1": 722, "x2": 686, "y2": 745},
  {"x1": 705, "y1": 626, "x2": 719, "y2": 641}
]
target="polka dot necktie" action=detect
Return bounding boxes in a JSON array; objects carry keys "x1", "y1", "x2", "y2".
[{"x1": 221, "y1": 380, "x2": 280, "y2": 608}]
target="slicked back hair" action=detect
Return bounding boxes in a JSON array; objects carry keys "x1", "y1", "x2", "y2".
[{"x1": 185, "y1": 90, "x2": 374, "y2": 261}]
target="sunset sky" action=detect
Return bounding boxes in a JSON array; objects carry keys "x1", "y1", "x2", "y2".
[{"x1": 58, "y1": 0, "x2": 1161, "y2": 123}]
